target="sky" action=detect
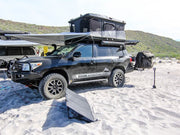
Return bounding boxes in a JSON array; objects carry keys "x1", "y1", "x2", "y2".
[{"x1": 0, "y1": 0, "x2": 179, "y2": 40}]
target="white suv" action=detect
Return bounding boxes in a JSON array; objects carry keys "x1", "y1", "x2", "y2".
[{"x1": 0, "y1": 46, "x2": 38, "y2": 68}]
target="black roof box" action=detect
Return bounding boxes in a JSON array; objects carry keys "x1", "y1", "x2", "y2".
[{"x1": 69, "y1": 13, "x2": 126, "y2": 40}]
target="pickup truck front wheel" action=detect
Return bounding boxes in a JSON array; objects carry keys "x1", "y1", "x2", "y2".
[
  {"x1": 39, "y1": 73, "x2": 67, "y2": 99},
  {"x1": 108, "y1": 69, "x2": 125, "y2": 87}
]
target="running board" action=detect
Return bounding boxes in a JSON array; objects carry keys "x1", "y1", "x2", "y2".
[{"x1": 71, "y1": 78, "x2": 108, "y2": 85}]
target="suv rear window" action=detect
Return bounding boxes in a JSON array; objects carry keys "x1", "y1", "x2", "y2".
[
  {"x1": 0, "y1": 47, "x2": 35, "y2": 56},
  {"x1": 111, "y1": 47, "x2": 124, "y2": 56},
  {"x1": 94, "y1": 45, "x2": 124, "y2": 57},
  {"x1": 95, "y1": 46, "x2": 112, "y2": 57},
  {"x1": 22, "y1": 47, "x2": 35, "y2": 55},
  {"x1": 7, "y1": 47, "x2": 22, "y2": 55}
]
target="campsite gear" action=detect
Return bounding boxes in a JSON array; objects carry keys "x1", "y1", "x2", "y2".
[
  {"x1": 66, "y1": 89, "x2": 97, "y2": 122},
  {"x1": 69, "y1": 13, "x2": 126, "y2": 40},
  {"x1": 7, "y1": 13, "x2": 139, "y2": 46},
  {"x1": 135, "y1": 51, "x2": 154, "y2": 69}
]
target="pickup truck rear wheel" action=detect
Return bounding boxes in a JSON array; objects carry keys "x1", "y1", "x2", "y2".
[
  {"x1": 108, "y1": 69, "x2": 125, "y2": 87},
  {"x1": 39, "y1": 73, "x2": 67, "y2": 99}
]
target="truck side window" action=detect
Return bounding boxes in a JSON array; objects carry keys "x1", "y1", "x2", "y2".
[{"x1": 75, "y1": 45, "x2": 92, "y2": 57}]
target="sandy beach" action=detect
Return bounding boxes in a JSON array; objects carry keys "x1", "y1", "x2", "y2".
[{"x1": 0, "y1": 59, "x2": 180, "y2": 135}]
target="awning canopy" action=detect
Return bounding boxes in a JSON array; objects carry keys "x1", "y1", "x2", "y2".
[
  {"x1": 6, "y1": 32, "x2": 90, "y2": 45},
  {"x1": 6, "y1": 32, "x2": 139, "y2": 46},
  {"x1": 0, "y1": 39, "x2": 39, "y2": 46}
]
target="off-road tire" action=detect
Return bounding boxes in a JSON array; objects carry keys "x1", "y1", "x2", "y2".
[
  {"x1": 39, "y1": 73, "x2": 67, "y2": 99},
  {"x1": 108, "y1": 69, "x2": 125, "y2": 87}
]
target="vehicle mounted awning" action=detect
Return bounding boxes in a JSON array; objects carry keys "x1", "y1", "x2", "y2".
[
  {"x1": 0, "y1": 39, "x2": 39, "y2": 46},
  {"x1": 6, "y1": 32, "x2": 139, "y2": 46}
]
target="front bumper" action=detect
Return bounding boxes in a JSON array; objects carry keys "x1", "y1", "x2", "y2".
[{"x1": 11, "y1": 71, "x2": 42, "y2": 84}]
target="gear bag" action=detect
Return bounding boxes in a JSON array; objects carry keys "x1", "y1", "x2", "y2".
[{"x1": 135, "y1": 52, "x2": 154, "y2": 69}]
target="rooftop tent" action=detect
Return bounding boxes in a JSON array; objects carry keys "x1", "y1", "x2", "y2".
[{"x1": 69, "y1": 13, "x2": 126, "y2": 40}]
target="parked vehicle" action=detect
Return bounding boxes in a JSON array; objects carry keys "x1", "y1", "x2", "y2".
[
  {"x1": 8, "y1": 13, "x2": 153, "y2": 99},
  {"x1": 10, "y1": 41, "x2": 134, "y2": 99},
  {"x1": 0, "y1": 31, "x2": 39, "y2": 68}
]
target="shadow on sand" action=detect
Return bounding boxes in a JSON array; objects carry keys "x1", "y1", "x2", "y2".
[
  {"x1": 69, "y1": 81, "x2": 135, "y2": 94},
  {"x1": 1, "y1": 79, "x2": 135, "y2": 130},
  {"x1": 0, "y1": 80, "x2": 43, "y2": 114},
  {"x1": 42, "y1": 83, "x2": 135, "y2": 130},
  {"x1": 0, "y1": 80, "x2": 135, "y2": 114},
  {"x1": 42, "y1": 100, "x2": 88, "y2": 131}
]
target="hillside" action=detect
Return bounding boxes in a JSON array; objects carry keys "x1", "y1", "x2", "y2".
[
  {"x1": 0, "y1": 19, "x2": 180, "y2": 59},
  {"x1": 0, "y1": 19, "x2": 69, "y2": 33},
  {"x1": 126, "y1": 30, "x2": 180, "y2": 58}
]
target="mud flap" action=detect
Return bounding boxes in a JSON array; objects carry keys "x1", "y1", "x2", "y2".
[{"x1": 135, "y1": 52, "x2": 154, "y2": 69}]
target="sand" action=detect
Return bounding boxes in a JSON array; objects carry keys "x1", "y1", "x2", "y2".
[{"x1": 0, "y1": 59, "x2": 180, "y2": 135}]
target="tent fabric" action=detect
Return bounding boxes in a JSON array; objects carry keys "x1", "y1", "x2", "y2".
[{"x1": 90, "y1": 19, "x2": 101, "y2": 32}]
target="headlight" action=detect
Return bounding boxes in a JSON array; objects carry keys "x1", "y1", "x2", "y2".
[
  {"x1": 30, "y1": 62, "x2": 42, "y2": 70},
  {"x1": 22, "y1": 63, "x2": 30, "y2": 71}
]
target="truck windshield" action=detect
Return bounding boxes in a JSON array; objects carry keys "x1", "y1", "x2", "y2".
[{"x1": 50, "y1": 44, "x2": 77, "y2": 56}]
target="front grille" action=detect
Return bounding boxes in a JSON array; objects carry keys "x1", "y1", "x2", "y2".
[{"x1": 12, "y1": 63, "x2": 22, "y2": 72}]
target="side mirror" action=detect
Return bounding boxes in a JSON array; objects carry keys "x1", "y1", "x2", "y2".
[{"x1": 73, "y1": 52, "x2": 81, "y2": 58}]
